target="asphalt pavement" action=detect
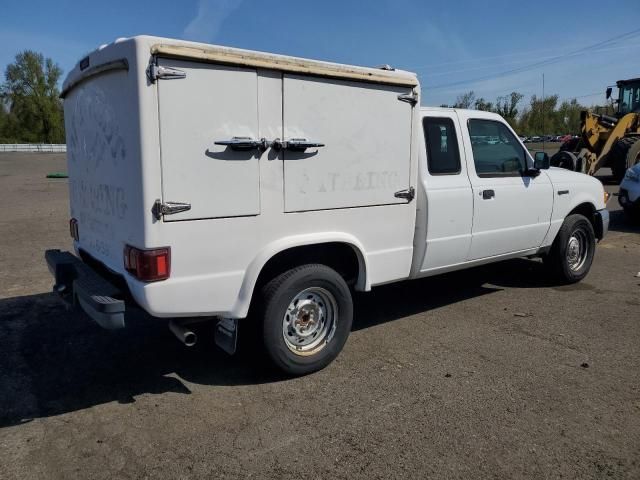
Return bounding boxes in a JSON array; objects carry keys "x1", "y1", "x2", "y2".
[{"x1": 1, "y1": 152, "x2": 639, "y2": 479}]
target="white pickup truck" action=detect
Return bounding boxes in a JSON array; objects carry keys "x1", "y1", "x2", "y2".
[{"x1": 46, "y1": 36, "x2": 609, "y2": 375}]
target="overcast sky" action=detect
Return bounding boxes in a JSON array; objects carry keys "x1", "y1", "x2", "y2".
[{"x1": 2, "y1": 0, "x2": 639, "y2": 106}]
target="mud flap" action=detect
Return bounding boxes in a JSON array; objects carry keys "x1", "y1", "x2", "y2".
[{"x1": 215, "y1": 317, "x2": 238, "y2": 355}]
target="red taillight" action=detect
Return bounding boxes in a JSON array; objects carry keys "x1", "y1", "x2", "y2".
[
  {"x1": 69, "y1": 218, "x2": 79, "y2": 241},
  {"x1": 124, "y1": 245, "x2": 171, "y2": 282}
]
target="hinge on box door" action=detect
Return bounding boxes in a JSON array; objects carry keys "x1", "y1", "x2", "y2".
[
  {"x1": 398, "y1": 90, "x2": 419, "y2": 106},
  {"x1": 152, "y1": 200, "x2": 191, "y2": 220},
  {"x1": 394, "y1": 187, "x2": 415, "y2": 202},
  {"x1": 147, "y1": 64, "x2": 186, "y2": 83}
]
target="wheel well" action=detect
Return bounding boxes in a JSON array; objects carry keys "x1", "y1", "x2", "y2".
[
  {"x1": 568, "y1": 202, "x2": 600, "y2": 237},
  {"x1": 254, "y1": 243, "x2": 363, "y2": 296}
]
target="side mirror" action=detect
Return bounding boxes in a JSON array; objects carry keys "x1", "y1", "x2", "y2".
[
  {"x1": 606, "y1": 87, "x2": 613, "y2": 100},
  {"x1": 534, "y1": 151, "x2": 550, "y2": 169}
]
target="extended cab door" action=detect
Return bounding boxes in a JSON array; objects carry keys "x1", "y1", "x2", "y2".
[
  {"x1": 418, "y1": 111, "x2": 473, "y2": 272},
  {"x1": 157, "y1": 58, "x2": 261, "y2": 221},
  {"x1": 460, "y1": 113, "x2": 552, "y2": 259}
]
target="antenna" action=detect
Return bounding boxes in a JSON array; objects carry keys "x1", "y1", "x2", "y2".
[{"x1": 542, "y1": 73, "x2": 545, "y2": 151}]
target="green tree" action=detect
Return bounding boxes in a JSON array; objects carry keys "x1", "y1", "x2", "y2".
[
  {"x1": 0, "y1": 103, "x2": 7, "y2": 139},
  {"x1": 1, "y1": 50, "x2": 64, "y2": 143},
  {"x1": 474, "y1": 97, "x2": 494, "y2": 112},
  {"x1": 495, "y1": 92, "x2": 524, "y2": 128},
  {"x1": 453, "y1": 91, "x2": 476, "y2": 109},
  {"x1": 518, "y1": 94, "x2": 560, "y2": 136},
  {"x1": 556, "y1": 98, "x2": 583, "y2": 134},
  {"x1": 590, "y1": 100, "x2": 616, "y2": 117},
  {"x1": 0, "y1": 98, "x2": 21, "y2": 143}
]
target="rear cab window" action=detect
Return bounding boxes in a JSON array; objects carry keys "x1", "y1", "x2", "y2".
[
  {"x1": 423, "y1": 117, "x2": 461, "y2": 175},
  {"x1": 467, "y1": 119, "x2": 528, "y2": 177}
]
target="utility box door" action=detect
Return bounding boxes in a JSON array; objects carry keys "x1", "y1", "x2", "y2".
[
  {"x1": 158, "y1": 58, "x2": 260, "y2": 221},
  {"x1": 283, "y1": 75, "x2": 413, "y2": 212}
]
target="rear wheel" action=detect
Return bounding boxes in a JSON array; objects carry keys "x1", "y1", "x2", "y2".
[
  {"x1": 545, "y1": 214, "x2": 596, "y2": 284},
  {"x1": 258, "y1": 264, "x2": 353, "y2": 376},
  {"x1": 610, "y1": 137, "x2": 640, "y2": 182}
]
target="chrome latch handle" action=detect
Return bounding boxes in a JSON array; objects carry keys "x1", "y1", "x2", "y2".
[
  {"x1": 214, "y1": 137, "x2": 269, "y2": 152},
  {"x1": 153, "y1": 200, "x2": 191, "y2": 220},
  {"x1": 272, "y1": 138, "x2": 325, "y2": 152},
  {"x1": 394, "y1": 187, "x2": 415, "y2": 202}
]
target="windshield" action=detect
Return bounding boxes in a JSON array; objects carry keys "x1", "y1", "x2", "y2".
[{"x1": 619, "y1": 84, "x2": 640, "y2": 115}]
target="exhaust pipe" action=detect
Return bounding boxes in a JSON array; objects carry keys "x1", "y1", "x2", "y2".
[{"x1": 169, "y1": 320, "x2": 197, "y2": 347}]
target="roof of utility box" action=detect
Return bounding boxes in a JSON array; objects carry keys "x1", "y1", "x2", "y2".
[
  {"x1": 61, "y1": 36, "x2": 420, "y2": 98},
  {"x1": 149, "y1": 41, "x2": 419, "y2": 87}
]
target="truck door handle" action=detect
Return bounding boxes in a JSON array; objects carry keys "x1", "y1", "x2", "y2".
[
  {"x1": 214, "y1": 137, "x2": 269, "y2": 152},
  {"x1": 272, "y1": 138, "x2": 325, "y2": 152},
  {"x1": 482, "y1": 189, "x2": 495, "y2": 200}
]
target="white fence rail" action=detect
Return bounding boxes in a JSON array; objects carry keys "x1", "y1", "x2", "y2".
[{"x1": 0, "y1": 144, "x2": 67, "y2": 153}]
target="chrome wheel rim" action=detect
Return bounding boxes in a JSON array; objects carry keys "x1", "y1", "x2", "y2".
[
  {"x1": 282, "y1": 287, "x2": 338, "y2": 356},
  {"x1": 566, "y1": 228, "x2": 589, "y2": 272}
]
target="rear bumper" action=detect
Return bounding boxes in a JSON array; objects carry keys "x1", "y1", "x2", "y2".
[
  {"x1": 45, "y1": 249, "x2": 127, "y2": 330},
  {"x1": 595, "y1": 208, "x2": 609, "y2": 240}
]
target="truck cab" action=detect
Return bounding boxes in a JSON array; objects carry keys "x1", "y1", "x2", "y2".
[
  {"x1": 415, "y1": 108, "x2": 608, "y2": 277},
  {"x1": 416, "y1": 108, "x2": 552, "y2": 273}
]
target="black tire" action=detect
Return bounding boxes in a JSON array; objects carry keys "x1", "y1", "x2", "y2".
[
  {"x1": 610, "y1": 137, "x2": 640, "y2": 182},
  {"x1": 550, "y1": 138, "x2": 581, "y2": 171},
  {"x1": 559, "y1": 137, "x2": 580, "y2": 153},
  {"x1": 623, "y1": 206, "x2": 640, "y2": 223},
  {"x1": 550, "y1": 150, "x2": 577, "y2": 171},
  {"x1": 258, "y1": 264, "x2": 353, "y2": 376},
  {"x1": 545, "y1": 214, "x2": 596, "y2": 284}
]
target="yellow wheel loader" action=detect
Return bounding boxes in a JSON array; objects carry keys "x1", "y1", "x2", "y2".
[{"x1": 551, "y1": 77, "x2": 640, "y2": 181}]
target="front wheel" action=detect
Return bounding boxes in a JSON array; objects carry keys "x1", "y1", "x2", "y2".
[
  {"x1": 545, "y1": 214, "x2": 596, "y2": 283},
  {"x1": 258, "y1": 264, "x2": 353, "y2": 376}
]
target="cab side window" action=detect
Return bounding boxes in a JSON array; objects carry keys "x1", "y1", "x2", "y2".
[
  {"x1": 468, "y1": 119, "x2": 526, "y2": 177},
  {"x1": 423, "y1": 117, "x2": 461, "y2": 175}
]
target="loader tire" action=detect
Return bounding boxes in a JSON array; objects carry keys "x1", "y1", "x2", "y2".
[
  {"x1": 558, "y1": 137, "x2": 580, "y2": 153},
  {"x1": 551, "y1": 138, "x2": 581, "y2": 170},
  {"x1": 550, "y1": 151, "x2": 578, "y2": 171},
  {"x1": 610, "y1": 137, "x2": 640, "y2": 182}
]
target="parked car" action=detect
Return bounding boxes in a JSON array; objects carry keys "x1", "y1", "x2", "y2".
[
  {"x1": 531, "y1": 136, "x2": 542, "y2": 142},
  {"x1": 619, "y1": 163, "x2": 640, "y2": 220},
  {"x1": 46, "y1": 35, "x2": 610, "y2": 375}
]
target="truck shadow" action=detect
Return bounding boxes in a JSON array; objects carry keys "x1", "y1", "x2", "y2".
[
  {"x1": 352, "y1": 258, "x2": 553, "y2": 332},
  {"x1": 0, "y1": 258, "x2": 555, "y2": 428}
]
